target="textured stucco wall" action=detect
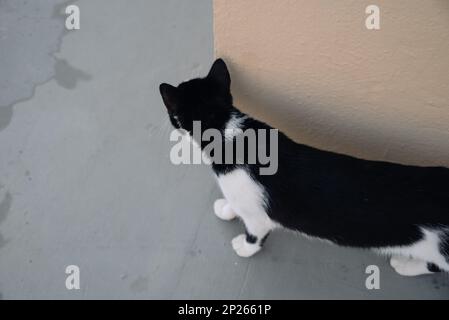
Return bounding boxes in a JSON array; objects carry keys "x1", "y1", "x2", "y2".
[{"x1": 214, "y1": 0, "x2": 449, "y2": 166}]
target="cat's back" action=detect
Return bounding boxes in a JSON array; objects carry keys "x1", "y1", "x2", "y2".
[{"x1": 265, "y1": 133, "x2": 449, "y2": 221}]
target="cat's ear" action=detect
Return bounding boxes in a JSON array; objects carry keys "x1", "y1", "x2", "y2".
[
  {"x1": 159, "y1": 83, "x2": 179, "y2": 113},
  {"x1": 207, "y1": 58, "x2": 230, "y2": 90}
]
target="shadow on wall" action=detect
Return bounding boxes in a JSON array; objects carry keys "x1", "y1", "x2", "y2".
[
  {"x1": 226, "y1": 61, "x2": 449, "y2": 168},
  {"x1": 213, "y1": 0, "x2": 449, "y2": 169}
]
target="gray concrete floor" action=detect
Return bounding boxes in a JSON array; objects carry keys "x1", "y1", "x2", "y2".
[{"x1": 0, "y1": 0, "x2": 448, "y2": 299}]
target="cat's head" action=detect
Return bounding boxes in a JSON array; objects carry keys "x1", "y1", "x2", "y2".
[{"x1": 159, "y1": 59, "x2": 233, "y2": 134}]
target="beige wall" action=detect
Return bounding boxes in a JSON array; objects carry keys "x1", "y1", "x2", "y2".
[{"x1": 214, "y1": 0, "x2": 449, "y2": 166}]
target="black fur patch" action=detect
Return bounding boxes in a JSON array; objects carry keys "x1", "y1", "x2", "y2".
[
  {"x1": 427, "y1": 263, "x2": 442, "y2": 273},
  {"x1": 260, "y1": 232, "x2": 270, "y2": 247},
  {"x1": 245, "y1": 231, "x2": 258, "y2": 244}
]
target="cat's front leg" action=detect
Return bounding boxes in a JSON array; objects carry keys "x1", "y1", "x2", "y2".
[
  {"x1": 231, "y1": 211, "x2": 275, "y2": 258},
  {"x1": 214, "y1": 198, "x2": 273, "y2": 257}
]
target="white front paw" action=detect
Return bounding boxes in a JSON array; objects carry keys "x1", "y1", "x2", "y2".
[
  {"x1": 214, "y1": 198, "x2": 237, "y2": 221},
  {"x1": 231, "y1": 234, "x2": 261, "y2": 257}
]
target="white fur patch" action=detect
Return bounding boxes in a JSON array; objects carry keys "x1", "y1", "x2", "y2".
[
  {"x1": 224, "y1": 114, "x2": 247, "y2": 141},
  {"x1": 173, "y1": 115, "x2": 182, "y2": 128},
  {"x1": 390, "y1": 255, "x2": 432, "y2": 276},
  {"x1": 376, "y1": 227, "x2": 449, "y2": 272}
]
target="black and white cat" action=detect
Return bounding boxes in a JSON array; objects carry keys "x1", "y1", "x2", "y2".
[{"x1": 159, "y1": 59, "x2": 449, "y2": 276}]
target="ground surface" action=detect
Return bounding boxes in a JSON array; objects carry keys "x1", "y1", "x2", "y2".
[{"x1": 0, "y1": 0, "x2": 447, "y2": 299}]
